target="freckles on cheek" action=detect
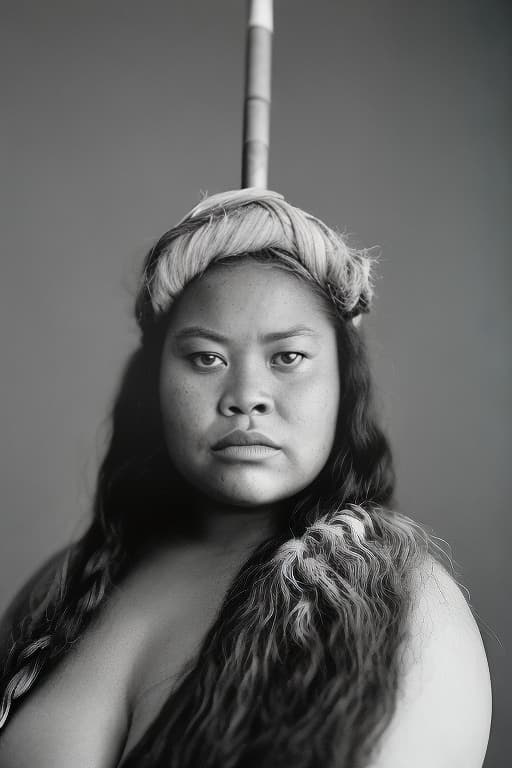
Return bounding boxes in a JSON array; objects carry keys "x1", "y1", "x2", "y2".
[
  {"x1": 287, "y1": 374, "x2": 338, "y2": 419},
  {"x1": 162, "y1": 369, "x2": 193, "y2": 400},
  {"x1": 161, "y1": 378, "x2": 190, "y2": 422},
  {"x1": 161, "y1": 377, "x2": 207, "y2": 439},
  {"x1": 286, "y1": 391, "x2": 339, "y2": 456}
]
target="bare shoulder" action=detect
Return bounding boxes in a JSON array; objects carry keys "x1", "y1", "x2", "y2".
[
  {"x1": 369, "y1": 554, "x2": 492, "y2": 768},
  {"x1": 407, "y1": 554, "x2": 485, "y2": 647}
]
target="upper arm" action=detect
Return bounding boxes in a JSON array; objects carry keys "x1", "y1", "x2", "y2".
[{"x1": 369, "y1": 557, "x2": 492, "y2": 768}]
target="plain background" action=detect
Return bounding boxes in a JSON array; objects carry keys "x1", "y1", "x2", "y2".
[{"x1": 1, "y1": 1, "x2": 509, "y2": 765}]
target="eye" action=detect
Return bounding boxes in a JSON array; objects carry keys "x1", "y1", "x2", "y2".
[
  {"x1": 189, "y1": 353, "x2": 225, "y2": 370},
  {"x1": 271, "y1": 351, "x2": 306, "y2": 368}
]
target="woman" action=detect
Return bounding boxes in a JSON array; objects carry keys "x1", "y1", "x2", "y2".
[{"x1": 0, "y1": 189, "x2": 491, "y2": 767}]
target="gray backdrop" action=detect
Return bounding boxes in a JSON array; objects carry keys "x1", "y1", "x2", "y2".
[{"x1": 1, "y1": 1, "x2": 509, "y2": 765}]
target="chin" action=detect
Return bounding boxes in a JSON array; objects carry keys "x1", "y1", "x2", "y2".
[{"x1": 204, "y1": 478, "x2": 298, "y2": 509}]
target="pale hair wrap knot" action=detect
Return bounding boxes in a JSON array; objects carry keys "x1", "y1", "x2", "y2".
[{"x1": 136, "y1": 188, "x2": 376, "y2": 332}]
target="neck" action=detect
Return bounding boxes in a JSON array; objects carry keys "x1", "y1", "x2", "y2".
[
  {"x1": 183, "y1": 493, "x2": 285, "y2": 560},
  {"x1": 194, "y1": 498, "x2": 281, "y2": 554},
  {"x1": 147, "y1": 488, "x2": 288, "y2": 564}
]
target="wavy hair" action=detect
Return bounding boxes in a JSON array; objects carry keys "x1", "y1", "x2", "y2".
[{"x1": 0, "y1": 189, "x2": 433, "y2": 767}]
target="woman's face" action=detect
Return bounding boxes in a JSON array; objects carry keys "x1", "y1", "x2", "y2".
[{"x1": 159, "y1": 260, "x2": 340, "y2": 508}]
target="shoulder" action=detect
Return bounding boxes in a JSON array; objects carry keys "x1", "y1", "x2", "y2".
[
  {"x1": 0, "y1": 548, "x2": 70, "y2": 660},
  {"x1": 370, "y1": 554, "x2": 492, "y2": 768}
]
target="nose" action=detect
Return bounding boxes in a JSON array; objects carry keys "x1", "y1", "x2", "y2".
[{"x1": 218, "y1": 365, "x2": 274, "y2": 417}]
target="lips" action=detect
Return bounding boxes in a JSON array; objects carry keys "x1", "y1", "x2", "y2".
[{"x1": 212, "y1": 429, "x2": 280, "y2": 450}]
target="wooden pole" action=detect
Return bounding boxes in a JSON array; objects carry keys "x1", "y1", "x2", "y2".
[{"x1": 241, "y1": 0, "x2": 273, "y2": 188}]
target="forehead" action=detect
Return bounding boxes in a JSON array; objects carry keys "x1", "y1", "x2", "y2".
[{"x1": 165, "y1": 260, "x2": 334, "y2": 337}]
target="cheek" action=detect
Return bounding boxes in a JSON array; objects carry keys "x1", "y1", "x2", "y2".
[
  {"x1": 280, "y1": 368, "x2": 340, "y2": 454},
  {"x1": 159, "y1": 372, "x2": 208, "y2": 447},
  {"x1": 286, "y1": 366, "x2": 339, "y2": 423}
]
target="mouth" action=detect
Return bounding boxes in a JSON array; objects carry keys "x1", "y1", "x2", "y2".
[
  {"x1": 212, "y1": 444, "x2": 281, "y2": 460},
  {"x1": 212, "y1": 430, "x2": 280, "y2": 451}
]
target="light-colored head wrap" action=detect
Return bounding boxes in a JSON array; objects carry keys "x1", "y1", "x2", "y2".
[{"x1": 136, "y1": 188, "x2": 375, "y2": 332}]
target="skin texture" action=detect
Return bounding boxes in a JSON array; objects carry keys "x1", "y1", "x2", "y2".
[
  {"x1": 159, "y1": 260, "x2": 340, "y2": 511},
  {"x1": 0, "y1": 265, "x2": 492, "y2": 767}
]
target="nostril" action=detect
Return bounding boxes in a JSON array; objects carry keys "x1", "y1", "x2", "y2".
[{"x1": 221, "y1": 399, "x2": 274, "y2": 417}]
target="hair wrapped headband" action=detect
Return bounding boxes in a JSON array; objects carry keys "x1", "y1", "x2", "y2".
[{"x1": 135, "y1": 188, "x2": 375, "y2": 333}]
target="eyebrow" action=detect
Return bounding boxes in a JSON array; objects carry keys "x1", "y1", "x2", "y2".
[{"x1": 173, "y1": 324, "x2": 320, "y2": 343}]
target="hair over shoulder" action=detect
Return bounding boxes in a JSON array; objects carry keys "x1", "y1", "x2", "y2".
[{"x1": 0, "y1": 189, "x2": 438, "y2": 768}]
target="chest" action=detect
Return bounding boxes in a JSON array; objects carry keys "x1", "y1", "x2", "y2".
[
  {"x1": 0, "y1": 550, "x2": 237, "y2": 767},
  {"x1": 119, "y1": 573, "x2": 225, "y2": 763}
]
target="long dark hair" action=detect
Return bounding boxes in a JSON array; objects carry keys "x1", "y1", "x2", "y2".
[{"x1": 1, "y1": 190, "x2": 432, "y2": 767}]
